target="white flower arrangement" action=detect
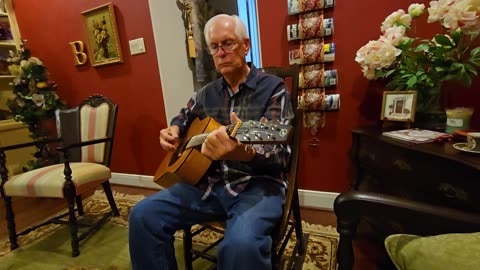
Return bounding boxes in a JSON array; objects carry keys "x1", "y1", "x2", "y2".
[{"x1": 355, "y1": 0, "x2": 480, "y2": 112}]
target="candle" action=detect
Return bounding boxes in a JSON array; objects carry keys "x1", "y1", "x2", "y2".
[{"x1": 445, "y1": 107, "x2": 474, "y2": 133}]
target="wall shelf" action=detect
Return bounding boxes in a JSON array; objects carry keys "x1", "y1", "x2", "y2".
[{"x1": 0, "y1": 41, "x2": 16, "y2": 46}]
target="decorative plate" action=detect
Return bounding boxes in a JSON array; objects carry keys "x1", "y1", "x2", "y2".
[{"x1": 452, "y1": 142, "x2": 480, "y2": 154}]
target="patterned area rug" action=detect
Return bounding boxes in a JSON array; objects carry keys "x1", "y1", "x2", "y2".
[{"x1": 0, "y1": 191, "x2": 339, "y2": 270}]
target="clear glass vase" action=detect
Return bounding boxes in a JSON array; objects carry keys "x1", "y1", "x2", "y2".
[{"x1": 414, "y1": 84, "x2": 446, "y2": 131}]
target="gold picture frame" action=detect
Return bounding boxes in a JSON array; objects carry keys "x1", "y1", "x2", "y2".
[
  {"x1": 381, "y1": 91, "x2": 417, "y2": 122},
  {"x1": 82, "y1": 3, "x2": 123, "y2": 67}
]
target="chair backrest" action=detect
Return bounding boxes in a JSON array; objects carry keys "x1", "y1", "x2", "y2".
[
  {"x1": 55, "y1": 95, "x2": 118, "y2": 166},
  {"x1": 259, "y1": 65, "x2": 302, "y2": 249}
]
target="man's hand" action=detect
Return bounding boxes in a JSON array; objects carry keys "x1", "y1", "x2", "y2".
[
  {"x1": 159, "y1": 125, "x2": 180, "y2": 152},
  {"x1": 201, "y1": 112, "x2": 255, "y2": 161}
]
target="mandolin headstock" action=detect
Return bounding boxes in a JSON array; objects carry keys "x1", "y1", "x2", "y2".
[{"x1": 229, "y1": 120, "x2": 293, "y2": 144}]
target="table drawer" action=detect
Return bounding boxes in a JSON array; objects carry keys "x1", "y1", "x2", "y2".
[{"x1": 354, "y1": 134, "x2": 480, "y2": 212}]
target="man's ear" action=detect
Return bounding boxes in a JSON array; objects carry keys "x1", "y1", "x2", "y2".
[{"x1": 243, "y1": 38, "x2": 251, "y2": 55}]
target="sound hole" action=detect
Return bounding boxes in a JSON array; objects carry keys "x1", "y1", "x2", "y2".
[{"x1": 168, "y1": 139, "x2": 189, "y2": 166}]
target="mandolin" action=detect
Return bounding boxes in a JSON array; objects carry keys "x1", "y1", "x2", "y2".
[{"x1": 153, "y1": 116, "x2": 293, "y2": 188}]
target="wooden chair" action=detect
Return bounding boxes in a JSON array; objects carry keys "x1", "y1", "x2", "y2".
[
  {"x1": 334, "y1": 191, "x2": 480, "y2": 270},
  {"x1": 0, "y1": 94, "x2": 120, "y2": 257},
  {"x1": 182, "y1": 65, "x2": 310, "y2": 269}
]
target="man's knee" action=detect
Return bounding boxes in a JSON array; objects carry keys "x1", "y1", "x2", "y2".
[
  {"x1": 129, "y1": 197, "x2": 153, "y2": 227},
  {"x1": 220, "y1": 231, "x2": 272, "y2": 255}
]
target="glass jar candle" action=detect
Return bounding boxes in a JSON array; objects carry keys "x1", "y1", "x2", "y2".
[{"x1": 445, "y1": 107, "x2": 474, "y2": 134}]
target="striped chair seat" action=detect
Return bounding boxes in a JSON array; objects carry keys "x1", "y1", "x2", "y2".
[{"x1": 4, "y1": 162, "x2": 111, "y2": 198}]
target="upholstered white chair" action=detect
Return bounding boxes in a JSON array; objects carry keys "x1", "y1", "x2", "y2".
[{"x1": 0, "y1": 94, "x2": 119, "y2": 257}]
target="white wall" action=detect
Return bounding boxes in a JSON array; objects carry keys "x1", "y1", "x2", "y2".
[{"x1": 148, "y1": 0, "x2": 195, "y2": 124}]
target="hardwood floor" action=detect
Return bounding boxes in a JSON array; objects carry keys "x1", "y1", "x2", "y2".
[{"x1": 0, "y1": 184, "x2": 383, "y2": 269}]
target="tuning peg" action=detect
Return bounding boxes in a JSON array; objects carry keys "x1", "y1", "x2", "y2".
[
  {"x1": 267, "y1": 133, "x2": 276, "y2": 140},
  {"x1": 270, "y1": 124, "x2": 280, "y2": 131},
  {"x1": 242, "y1": 134, "x2": 251, "y2": 141},
  {"x1": 254, "y1": 133, "x2": 263, "y2": 140}
]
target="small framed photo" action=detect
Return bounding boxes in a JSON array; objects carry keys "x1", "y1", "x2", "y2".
[
  {"x1": 381, "y1": 91, "x2": 417, "y2": 122},
  {"x1": 82, "y1": 3, "x2": 123, "y2": 67}
]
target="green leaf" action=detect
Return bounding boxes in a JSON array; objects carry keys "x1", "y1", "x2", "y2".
[
  {"x1": 464, "y1": 63, "x2": 478, "y2": 76},
  {"x1": 406, "y1": 76, "x2": 417, "y2": 88},
  {"x1": 471, "y1": 46, "x2": 480, "y2": 57},
  {"x1": 449, "y1": 62, "x2": 464, "y2": 73},
  {"x1": 469, "y1": 47, "x2": 480, "y2": 66},
  {"x1": 434, "y1": 34, "x2": 454, "y2": 47},
  {"x1": 450, "y1": 29, "x2": 461, "y2": 44},
  {"x1": 384, "y1": 69, "x2": 396, "y2": 77},
  {"x1": 415, "y1": 44, "x2": 430, "y2": 52}
]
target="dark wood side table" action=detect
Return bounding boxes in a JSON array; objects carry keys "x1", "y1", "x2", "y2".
[
  {"x1": 351, "y1": 127, "x2": 480, "y2": 214},
  {"x1": 334, "y1": 127, "x2": 480, "y2": 270}
]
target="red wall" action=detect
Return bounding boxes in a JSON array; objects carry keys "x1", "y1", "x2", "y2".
[
  {"x1": 13, "y1": 0, "x2": 480, "y2": 193},
  {"x1": 257, "y1": 0, "x2": 480, "y2": 192},
  {"x1": 13, "y1": 0, "x2": 168, "y2": 176}
]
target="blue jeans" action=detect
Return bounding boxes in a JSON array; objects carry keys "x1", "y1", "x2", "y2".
[{"x1": 128, "y1": 180, "x2": 285, "y2": 270}]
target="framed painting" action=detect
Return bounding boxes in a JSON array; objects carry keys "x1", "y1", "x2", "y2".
[
  {"x1": 381, "y1": 91, "x2": 417, "y2": 122},
  {"x1": 82, "y1": 3, "x2": 123, "y2": 67}
]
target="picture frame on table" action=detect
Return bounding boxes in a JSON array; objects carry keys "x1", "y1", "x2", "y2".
[
  {"x1": 82, "y1": 3, "x2": 123, "y2": 67},
  {"x1": 381, "y1": 91, "x2": 417, "y2": 122}
]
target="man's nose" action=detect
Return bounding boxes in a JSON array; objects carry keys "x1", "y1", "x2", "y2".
[{"x1": 215, "y1": 47, "x2": 227, "y2": 57}]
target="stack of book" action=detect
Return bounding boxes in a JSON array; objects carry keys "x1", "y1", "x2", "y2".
[{"x1": 382, "y1": 128, "x2": 453, "y2": 143}]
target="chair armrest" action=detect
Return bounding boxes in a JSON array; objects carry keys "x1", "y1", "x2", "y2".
[
  {"x1": 56, "y1": 137, "x2": 112, "y2": 152},
  {"x1": 334, "y1": 191, "x2": 480, "y2": 270},
  {"x1": 334, "y1": 191, "x2": 480, "y2": 234},
  {"x1": 0, "y1": 137, "x2": 62, "y2": 152}
]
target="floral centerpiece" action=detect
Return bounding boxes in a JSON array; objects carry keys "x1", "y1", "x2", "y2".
[
  {"x1": 355, "y1": 0, "x2": 480, "y2": 115},
  {"x1": 6, "y1": 46, "x2": 67, "y2": 169}
]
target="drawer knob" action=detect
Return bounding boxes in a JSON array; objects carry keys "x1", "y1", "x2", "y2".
[
  {"x1": 437, "y1": 183, "x2": 468, "y2": 201},
  {"x1": 393, "y1": 159, "x2": 412, "y2": 171}
]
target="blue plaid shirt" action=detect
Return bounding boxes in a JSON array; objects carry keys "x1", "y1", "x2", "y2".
[{"x1": 170, "y1": 65, "x2": 294, "y2": 198}]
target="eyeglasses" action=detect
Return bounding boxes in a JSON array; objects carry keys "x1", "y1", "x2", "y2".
[{"x1": 208, "y1": 40, "x2": 238, "y2": 55}]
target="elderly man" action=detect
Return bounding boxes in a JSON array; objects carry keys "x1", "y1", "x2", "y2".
[{"x1": 129, "y1": 14, "x2": 293, "y2": 270}]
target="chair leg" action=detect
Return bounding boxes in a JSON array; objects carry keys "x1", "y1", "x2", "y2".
[
  {"x1": 284, "y1": 189, "x2": 309, "y2": 270},
  {"x1": 2, "y1": 194, "x2": 19, "y2": 250},
  {"x1": 102, "y1": 181, "x2": 120, "y2": 216},
  {"x1": 292, "y1": 190, "x2": 306, "y2": 255},
  {"x1": 76, "y1": 195, "x2": 84, "y2": 215},
  {"x1": 291, "y1": 233, "x2": 310, "y2": 270},
  {"x1": 183, "y1": 226, "x2": 194, "y2": 270},
  {"x1": 0, "y1": 152, "x2": 18, "y2": 250},
  {"x1": 64, "y1": 187, "x2": 80, "y2": 257},
  {"x1": 336, "y1": 218, "x2": 358, "y2": 270}
]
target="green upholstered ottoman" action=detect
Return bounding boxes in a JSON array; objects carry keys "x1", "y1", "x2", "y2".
[{"x1": 384, "y1": 232, "x2": 480, "y2": 270}]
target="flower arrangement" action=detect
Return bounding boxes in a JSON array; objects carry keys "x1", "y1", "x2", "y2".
[
  {"x1": 355, "y1": 1, "x2": 480, "y2": 113},
  {"x1": 6, "y1": 45, "x2": 67, "y2": 169},
  {"x1": 7, "y1": 50, "x2": 66, "y2": 131},
  {"x1": 92, "y1": 16, "x2": 111, "y2": 60}
]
